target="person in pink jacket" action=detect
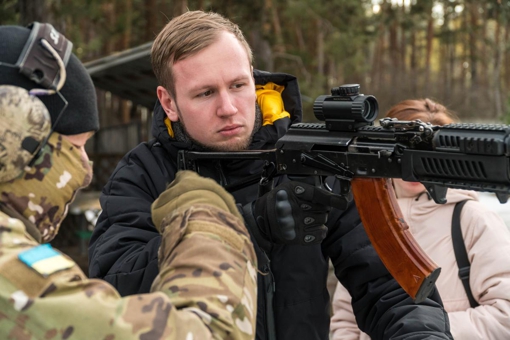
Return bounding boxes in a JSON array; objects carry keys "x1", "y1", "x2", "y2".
[{"x1": 330, "y1": 98, "x2": 510, "y2": 340}]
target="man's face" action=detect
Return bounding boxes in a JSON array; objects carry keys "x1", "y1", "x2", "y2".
[{"x1": 158, "y1": 32, "x2": 257, "y2": 151}]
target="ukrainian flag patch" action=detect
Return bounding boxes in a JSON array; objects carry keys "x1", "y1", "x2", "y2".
[{"x1": 18, "y1": 244, "x2": 74, "y2": 277}]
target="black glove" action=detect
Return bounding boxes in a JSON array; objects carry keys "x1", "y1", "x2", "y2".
[{"x1": 243, "y1": 181, "x2": 331, "y2": 249}]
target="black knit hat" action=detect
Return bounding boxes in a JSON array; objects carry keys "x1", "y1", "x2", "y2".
[{"x1": 0, "y1": 25, "x2": 99, "y2": 134}]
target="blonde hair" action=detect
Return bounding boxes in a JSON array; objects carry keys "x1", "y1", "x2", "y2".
[
  {"x1": 151, "y1": 10, "x2": 253, "y2": 97},
  {"x1": 385, "y1": 98, "x2": 459, "y2": 125}
]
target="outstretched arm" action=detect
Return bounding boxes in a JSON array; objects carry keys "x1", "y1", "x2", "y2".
[{"x1": 1, "y1": 172, "x2": 257, "y2": 339}]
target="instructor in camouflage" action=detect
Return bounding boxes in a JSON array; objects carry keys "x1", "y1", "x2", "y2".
[{"x1": 0, "y1": 23, "x2": 257, "y2": 339}]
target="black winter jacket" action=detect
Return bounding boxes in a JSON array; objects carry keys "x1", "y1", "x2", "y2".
[{"x1": 89, "y1": 70, "x2": 452, "y2": 340}]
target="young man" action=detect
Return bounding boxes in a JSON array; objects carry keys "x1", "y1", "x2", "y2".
[
  {"x1": 89, "y1": 10, "x2": 453, "y2": 340},
  {"x1": 0, "y1": 23, "x2": 257, "y2": 339}
]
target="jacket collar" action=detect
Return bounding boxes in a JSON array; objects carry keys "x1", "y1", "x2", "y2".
[{"x1": 150, "y1": 69, "x2": 302, "y2": 154}]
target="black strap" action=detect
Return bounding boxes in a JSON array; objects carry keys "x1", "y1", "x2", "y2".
[
  {"x1": 452, "y1": 200, "x2": 479, "y2": 308},
  {"x1": 238, "y1": 202, "x2": 277, "y2": 340}
]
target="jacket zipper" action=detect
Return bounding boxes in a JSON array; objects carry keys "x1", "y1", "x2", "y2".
[{"x1": 214, "y1": 160, "x2": 228, "y2": 187}]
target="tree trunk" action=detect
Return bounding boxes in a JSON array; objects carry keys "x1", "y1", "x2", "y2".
[
  {"x1": 316, "y1": 18, "x2": 324, "y2": 78},
  {"x1": 371, "y1": 0, "x2": 388, "y2": 92},
  {"x1": 121, "y1": 0, "x2": 133, "y2": 123},
  {"x1": 101, "y1": 2, "x2": 116, "y2": 55},
  {"x1": 159, "y1": 0, "x2": 171, "y2": 23},
  {"x1": 480, "y1": 2, "x2": 489, "y2": 90},
  {"x1": 493, "y1": 6, "x2": 504, "y2": 120},
  {"x1": 266, "y1": 0, "x2": 285, "y2": 53},
  {"x1": 121, "y1": 0, "x2": 133, "y2": 49},
  {"x1": 409, "y1": 28, "x2": 417, "y2": 96},
  {"x1": 389, "y1": 10, "x2": 399, "y2": 101},
  {"x1": 399, "y1": 5, "x2": 407, "y2": 75},
  {"x1": 424, "y1": 3, "x2": 434, "y2": 89},
  {"x1": 144, "y1": 0, "x2": 157, "y2": 41},
  {"x1": 504, "y1": 19, "x2": 510, "y2": 91},
  {"x1": 294, "y1": 24, "x2": 306, "y2": 52},
  {"x1": 175, "y1": 0, "x2": 187, "y2": 16},
  {"x1": 18, "y1": 0, "x2": 46, "y2": 25},
  {"x1": 440, "y1": 1, "x2": 452, "y2": 103},
  {"x1": 468, "y1": 2, "x2": 479, "y2": 94}
]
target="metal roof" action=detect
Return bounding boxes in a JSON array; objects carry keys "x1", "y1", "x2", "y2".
[{"x1": 84, "y1": 42, "x2": 158, "y2": 109}]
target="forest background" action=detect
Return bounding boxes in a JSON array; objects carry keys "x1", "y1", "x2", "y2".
[{"x1": 2, "y1": 0, "x2": 510, "y2": 126}]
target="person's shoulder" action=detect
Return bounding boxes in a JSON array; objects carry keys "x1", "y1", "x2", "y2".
[
  {"x1": 253, "y1": 69, "x2": 297, "y2": 83},
  {"x1": 109, "y1": 140, "x2": 166, "y2": 176},
  {"x1": 0, "y1": 211, "x2": 22, "y2": 229},
  {"x1": 0, "y1": 212, "x2": 35, "y2": 244},
  {"x1": 101, "y1": 139, "x2": 175, "y2": 199},
  {"x1": 462, "y1": 195, "x2": 500, "y2": 219},
  {"x1": 460, "y1": 196, "x2": 509, "y2": 240},
  {"x1": 1, "y1": 242, "x2": 88, "y2": 304},
  {"x1": 123, "y1": 140, "x2": 157, "y2": 161}
]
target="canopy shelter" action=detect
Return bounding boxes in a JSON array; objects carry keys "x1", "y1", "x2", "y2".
[{"x1": 84, "y1": 42, "x2": 158, "y2": 110}]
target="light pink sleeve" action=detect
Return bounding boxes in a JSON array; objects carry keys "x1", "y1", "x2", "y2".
[{"x1": 330, "y1": 282, "x2": 370, "y2": 340}]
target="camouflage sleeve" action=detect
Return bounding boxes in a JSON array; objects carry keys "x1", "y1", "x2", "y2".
[
  {"x1": 0, "y1": 205, "x2": 257, "y2": 340},
  {"x1": 152, "y1": 204, "x2": 258, "y2": 339}
]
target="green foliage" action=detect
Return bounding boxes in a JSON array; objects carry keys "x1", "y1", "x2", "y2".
[
  {"x1": 2, "y1": 0, "x2": 508, "y2": 121},
  {"x1": 279, "y1": 0, "x2": 371, "y2": 96}
]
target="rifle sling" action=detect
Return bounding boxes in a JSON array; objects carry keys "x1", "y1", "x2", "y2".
[{"x1": 452, "y1": 200, "x2": 479, "y2": 308}]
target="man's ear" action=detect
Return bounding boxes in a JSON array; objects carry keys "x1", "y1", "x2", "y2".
[{"x1": 157, "y1": 86, "x2": 179, "y2": 122}]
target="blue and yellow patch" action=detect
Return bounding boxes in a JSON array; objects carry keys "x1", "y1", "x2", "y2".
[{"x1": 18, "y1": 244, "x2": 74, "y2": 277}]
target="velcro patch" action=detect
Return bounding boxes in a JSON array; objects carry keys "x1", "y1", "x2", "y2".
[{"x1": 18, "y1": 244, "x2": 74, "y2": 277}]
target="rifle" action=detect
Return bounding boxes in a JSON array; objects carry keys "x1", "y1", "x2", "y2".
[{"x1": 177, "y1": 84, "x2": 510, "y2": 303}]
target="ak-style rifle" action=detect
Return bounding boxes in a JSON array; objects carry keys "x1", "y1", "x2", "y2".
[{"x1": 178, "y1": 84, "x2": 510, "y2": 303}]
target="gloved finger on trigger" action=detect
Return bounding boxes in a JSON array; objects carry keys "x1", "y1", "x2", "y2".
[
  {"x1": 285, "y1": 181, "x2": 316, "y2": 201},
  {"x1": 310, "y1": 185, "x2": 348, "y2": 209},
  {"x1": 288, "y1": 181, "x2": 337, "y2": 209}
]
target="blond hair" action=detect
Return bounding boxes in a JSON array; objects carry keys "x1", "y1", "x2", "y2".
[{"x1": 151, "y1": 10, "x2": 253, "y2": 97}]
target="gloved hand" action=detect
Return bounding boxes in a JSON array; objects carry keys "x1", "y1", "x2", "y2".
[
  {"x1": 244, "y1": 181, "x2": 331, "y2": 249},
  {"x1": 151, "y1": 170, "x2": 242, "y2": 233}
]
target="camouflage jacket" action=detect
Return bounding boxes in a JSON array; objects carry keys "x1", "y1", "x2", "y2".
[{"x1": 0, "y1": 204, "x2": 257, "y2": 339}]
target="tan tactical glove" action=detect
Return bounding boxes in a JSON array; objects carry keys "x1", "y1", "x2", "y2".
[{"x1": 151, "y1": 170, "x2": 243, "y2": 232}]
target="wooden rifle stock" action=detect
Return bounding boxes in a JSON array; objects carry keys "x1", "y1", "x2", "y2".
[{"x1": 351, "y1": 177, "x2": 440, "y2": 303}]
